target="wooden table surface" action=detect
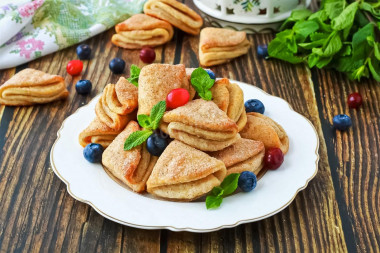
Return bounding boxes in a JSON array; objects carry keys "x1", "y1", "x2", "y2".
[{"x1": 0, "y1": 1, "x2": 379, "y2": 252}]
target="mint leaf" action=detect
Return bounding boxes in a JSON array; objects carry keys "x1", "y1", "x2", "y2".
[
  {"x1": 324, "y1": 0, "x2": 345, "y2": 19},
  {"x1": 190, "y1": 67, "x2": 215, "y2": 101},
  {"x1": 124, "y1": 130, "x2": 153, "y2": 150},
  {"x1": 127, "y1": 64, "x2": 141, "y2": 87},
  {"x1": 312, "y1": 31, "x2": 342, "y2": 57},
  {"x1": 211, "y1": 186, "x2": 224, "y2": 197},
  {"x1": 331, "y1": 1, "x2": 358, "y2": 31},
  {"x1": 360, "y1": 2, "x2": 380, "y2": 20},
  {"x1": 220, "y1": 173, "x2": 240, "y2": 196},
  {"x1": 280, "y1": 9, "x2": 312, "y2": 30},
  {"x1": 206, "y1": 195, "x2": 223, "y2": 209},
  {"x1": 293, "y1": 20, "x2": 319, "y2": 39},
  {"x1": 150, "y1": 100, "x2": 166, "y2": 130},
  {"x1": 374, "y1": 43, "x2": 380, "y2": 61},
  {"x1": 137, "y1": 114, "x2": 151, "y2": 129},
  {"x1": 368, "y1": 57, "x2": 380, "y2": 82}
]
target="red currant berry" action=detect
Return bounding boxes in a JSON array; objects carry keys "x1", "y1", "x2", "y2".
[
  {"x1": 347, "y1": 92, "x2": 363, "y2": 109},
  {"x1": 66, "y1": 60, "x2": 83, "y2": 76},
  {"x1": 264, "y1": 148, "x2": 284, "y2": 170},
  {"x1": 140, "y1": 47, "x2": 156, "y2": 64},
  {"x1": 166, "y1": 88, "x2": 190, "y2": 109}
]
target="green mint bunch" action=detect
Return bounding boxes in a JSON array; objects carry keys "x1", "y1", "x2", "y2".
[
  {"x1": 268, "y1": 0, "x2": 380, "y2": 82},
  {"x1": 124, "y1": 101, "x2": 166, "y2": 150},
  {"x1": 206, "y1": 173, "x2": 240, "y2": 209},
  {"x1": 127, "y1": 64, "x2": 141, "y2": 87},
  {"x1": 190, "y1": 67, "x2": 215, "y2": 100}
]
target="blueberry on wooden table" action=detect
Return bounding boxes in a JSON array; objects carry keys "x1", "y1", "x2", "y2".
[
  {"x1": 76, "y1": 44, "x2": 91, "y2": 60},
  {"x1": 83, "y1": 143, "x2": 104, "y2": 163},
  {"x1": 333, "y1": 114, "x2": 352, "y2": 131},
  {"x1": 245, "y1": 99, "x2": 265, "y2": 114},
  {"x1": 147, "y1": 132, "x2": 168, "y2": 156},
  {"x1": 257, "y1": 44, "x2": 268, "y2": 59},
  {"x1": 206, "y1": 69, "x2": 216, "y2": 80},
  {"x1": 238, "y1": 171, "x2": 257, "y2": 192},
  {"x1": 75, "y1": 79, "x2": 92, "y2": 95},
  {"x1": 109, "y1": 57, "x2": 125, "y2": 74}
]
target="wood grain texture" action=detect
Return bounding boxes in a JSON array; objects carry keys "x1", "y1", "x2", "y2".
[{"x1": 0, "y1": 0, "x2": 378, "y2": 252}]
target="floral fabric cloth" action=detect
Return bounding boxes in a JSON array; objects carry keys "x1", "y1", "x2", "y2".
[{"x1": 0, "y1": 0, "x2": 145, "y2": 70}]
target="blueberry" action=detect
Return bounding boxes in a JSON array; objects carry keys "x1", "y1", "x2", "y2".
[
  {"x1": 147, "y1": 133, "x2": 168, "y2": 156},
  {"x1": 75, "y1": 79, "x2": 92, "y2": 95},
  {"x1": 245, "y1": 99, "x2": 265, "y2": 114},
  {"x1": 83, "y1": 143, "x2": 104, "y2": 163},
  {"x1": 76, "y1": 44, "x2": 91, "y2": 60},
  {"x1": 238, "y1": 171, "x2": 257, "y2": 192},
  {"x1": 333, "y1": 114, "x2": 352, "y2": 131},
  {"x1": 206, "y1": 69, "x2": 216, "y2": 80},
  {"x1": 109, "y1": 57, "x2": 125, "y2": 74},
  {"x1": 257, "y1": 45, "x2": 268, "y2": 59}
]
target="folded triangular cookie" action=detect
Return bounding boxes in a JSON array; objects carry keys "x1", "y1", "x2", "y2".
[
  {"x1": 96, "y1": 77, "x2": 137, "y2": 130},
  {"x1": 112, "y1": 14, "x2": 174, "y2": 49},
  {"x1": 162, "y1": 99, "x2": 240, "y2": 151},
  {"x1": 79, "y1": 117, "x2": 122, "y2": 148},
  {"x1": 211, "y1": 78, "x2": 247, "y2": 131},
  {"x1": 138, "y1": 64, "x2": 191, "y2": 115},
  {"x1": 240, "y1": 112, "x2": 289, "y2": 154},
  {"x1": 146, "y1": 140, "x2": 226, "y2": 201},
  {"x1": 199, "y1": 28, "x2": 251, "y2": 67},
  {"x1": 144, "y1": 0, "x2": 203, "y2": 35},
  {"x1": 102, "y1": 121, "x2": 158, "y2": 193},
  {"x1": 210, "y1": 138, "x2": 265, "y2": 176},
  {"x1": 0, "y1": 68, "x2": 69, "y2": 106}
]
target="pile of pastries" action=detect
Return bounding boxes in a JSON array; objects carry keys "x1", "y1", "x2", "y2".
[
  {"x1": 79, "y1": 63, "x2": 289, "y2": 201},
  {"x1": 111, "y1": 0, "x2": 251, "y2": 67}
]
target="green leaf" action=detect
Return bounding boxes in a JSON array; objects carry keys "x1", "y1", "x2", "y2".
[
  {"x1": 339, "y1": 44, "x2": 352, "y2": 56},
  {"x1": 316, "y1": 56, "x2": 333, "y2": 68},
  {"x1": 374, "y1": 43, "x2": 380, "y2": 61},
  {"x1": 310, "y1": 32, "x2": 330, "y2": 41},
  {"x1": 331, "y1": 1, "x2": 359, "y2": 31},
  {"x1": 360, "y1": 2, "x2": 380, "y2": 19},
  {"x1": 308, "y1": 53, "x2": 320, "y2": 68},
  {"x1": 324, "y1": 0, "x2": 345, "y2": 19},
  {"x1": 137, "y1": 114, "x2": 151, "y2": 129},
  {"x1": 368, "y1": 57, "x2": 380, "y2": 82},
  {"x1": 298, "y1": 39, "x2": 326, "y2": 49},
  {"x1": 124, "y1": 130, "x2": 153, "y2": 150},
  {"x1": 206, "y1": 195, "x2": 223, "y2": 209},
  {"x1": 150, "y1": 101, "x2": 166, "y2": 130},
  {"x1": 350, "y1": 65, "x2": 369, "y2": 81},
  {"x1": 211, "y1": 186, "x2": 224, "y2": 197},
  {"x1": 280, "y1": 9, "x2": 312, "y2": 30},
  {"x1": 127, "y1": 64, "x2": 141, "y2": 87},
  {"x1": 312, "y1": 31, "x2": 342, "y2": 57},
  {"x1": 220, "y1": 173, "x2": 240, "y2": 196},
  {"x1": 293, "y1": 20, "x2": 319, "y2": 39},
  {"x1": 352, "y1": 23, "x2": 375, "y2": 62},
  {"x1": 190, "y1": 67, "x2": 215, "y2": 101}
]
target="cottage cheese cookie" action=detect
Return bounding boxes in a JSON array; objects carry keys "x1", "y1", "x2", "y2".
[
  {"x1": 146, "y1": 140, "x2": 226, "y2": 201},
  {"x1": 0, "y1": 68, "x2": 69, "y2": 106}
]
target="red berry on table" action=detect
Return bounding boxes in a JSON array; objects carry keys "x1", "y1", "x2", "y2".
[
  {"x1": 66, "y1": 60, "x2": 83, "y2": 76},
  {"x1": 264, "y1": 148, "x2": 284, "y2": 170},
  {"x1": 140, "y1": 47, "x2": 156, "y2": 64},
  {"x1": 166, "y1": 88, "x2": 190, "y2": 109},
  {"x1": 347, "y1": 92, "x2": 363, "y2": 109}
]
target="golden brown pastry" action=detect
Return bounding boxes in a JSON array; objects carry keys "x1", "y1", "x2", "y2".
[
  {"x1": 95, "y1": 77, "x2": 138, "y2": 130},
  {"x1": 199, "y1": 28, "x2": 251, "y2": 67},
  {"x1": 112, "y1": 14, "x2": 174, "y2": 49},
  {"x1": 102, "y1": 121, "x2": 158, "y2": 193},
  {"x1": 161, "y1": 99, "x2": 240, "y2": 151},
  {"x1": 146, "y1": 140, "x2": 226, "y2": 201},
  {"x1": 210, "y1": 138, "x2": 265, "y2": 176},
  {"x1": 211, "y1": 78, "x2": 247, "y2": 131},
  {"x1": 144, "y1": 0, "x2": 203, "y2": 35},
  {"x1": 0, "y1": 68, "x2": 69, "y2": 106},
  {"x1": 137, "y1": 64, "x2": 191, "y2": 115},
  {"x1": 79, "y1": 117, "x2": 122, "y2": 148},
  {"x1": 240, "y1": 112, "x2": 289, "y2": 154}
]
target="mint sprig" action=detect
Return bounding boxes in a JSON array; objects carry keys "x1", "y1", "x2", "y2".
[
  {"x1": 127, "y1": 64, "x2": 141, "y2": 87},
  {"x1": 124, "y1": 101, "x2": 166, "y2": 150},
  {"x1": 206, "y1": 173, "x2": 240, "y2": 210},
  {"x1": 268, "y1": 0, "x2": 380, "y2": 82},
  {"x1": 190, "y1": 67, "x2": 215, "y2": 100}
]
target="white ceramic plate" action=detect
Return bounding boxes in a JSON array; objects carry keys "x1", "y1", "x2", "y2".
[{"x1": 50, "y1": 80, "x2": 319, "y2": 232}]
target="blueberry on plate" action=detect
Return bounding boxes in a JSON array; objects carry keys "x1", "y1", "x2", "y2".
[
  {"x1": 333, "y1": 114, "x2": 352, "y2": 131},
  {"x1": 238, "y1": 171, "x2": 257, "y2": 192},
  {"x1": 83, "y1": 143, "x2": 104, "y2": 163},
  {"x1": 147, "y1": 132, "x2": 168, "y2": 156},
  {"x1": 245, "y1": 99, "x2": 265, "y2": 114},
  {"x1": 257, "y1": 44, "x2": 268, "y2": 59},
  {"x1": 206, "y1": 69, "x2": 216, "y2": 80},
  {"x1": 76, "y1": 44, "x2": 91, "y2": 60},
  {"x1": 75, "y1": 79, "x2": 92, "y2": 95},
  {"x1": 109, "y1": 57, "x2": 125, "y2": 74}
]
